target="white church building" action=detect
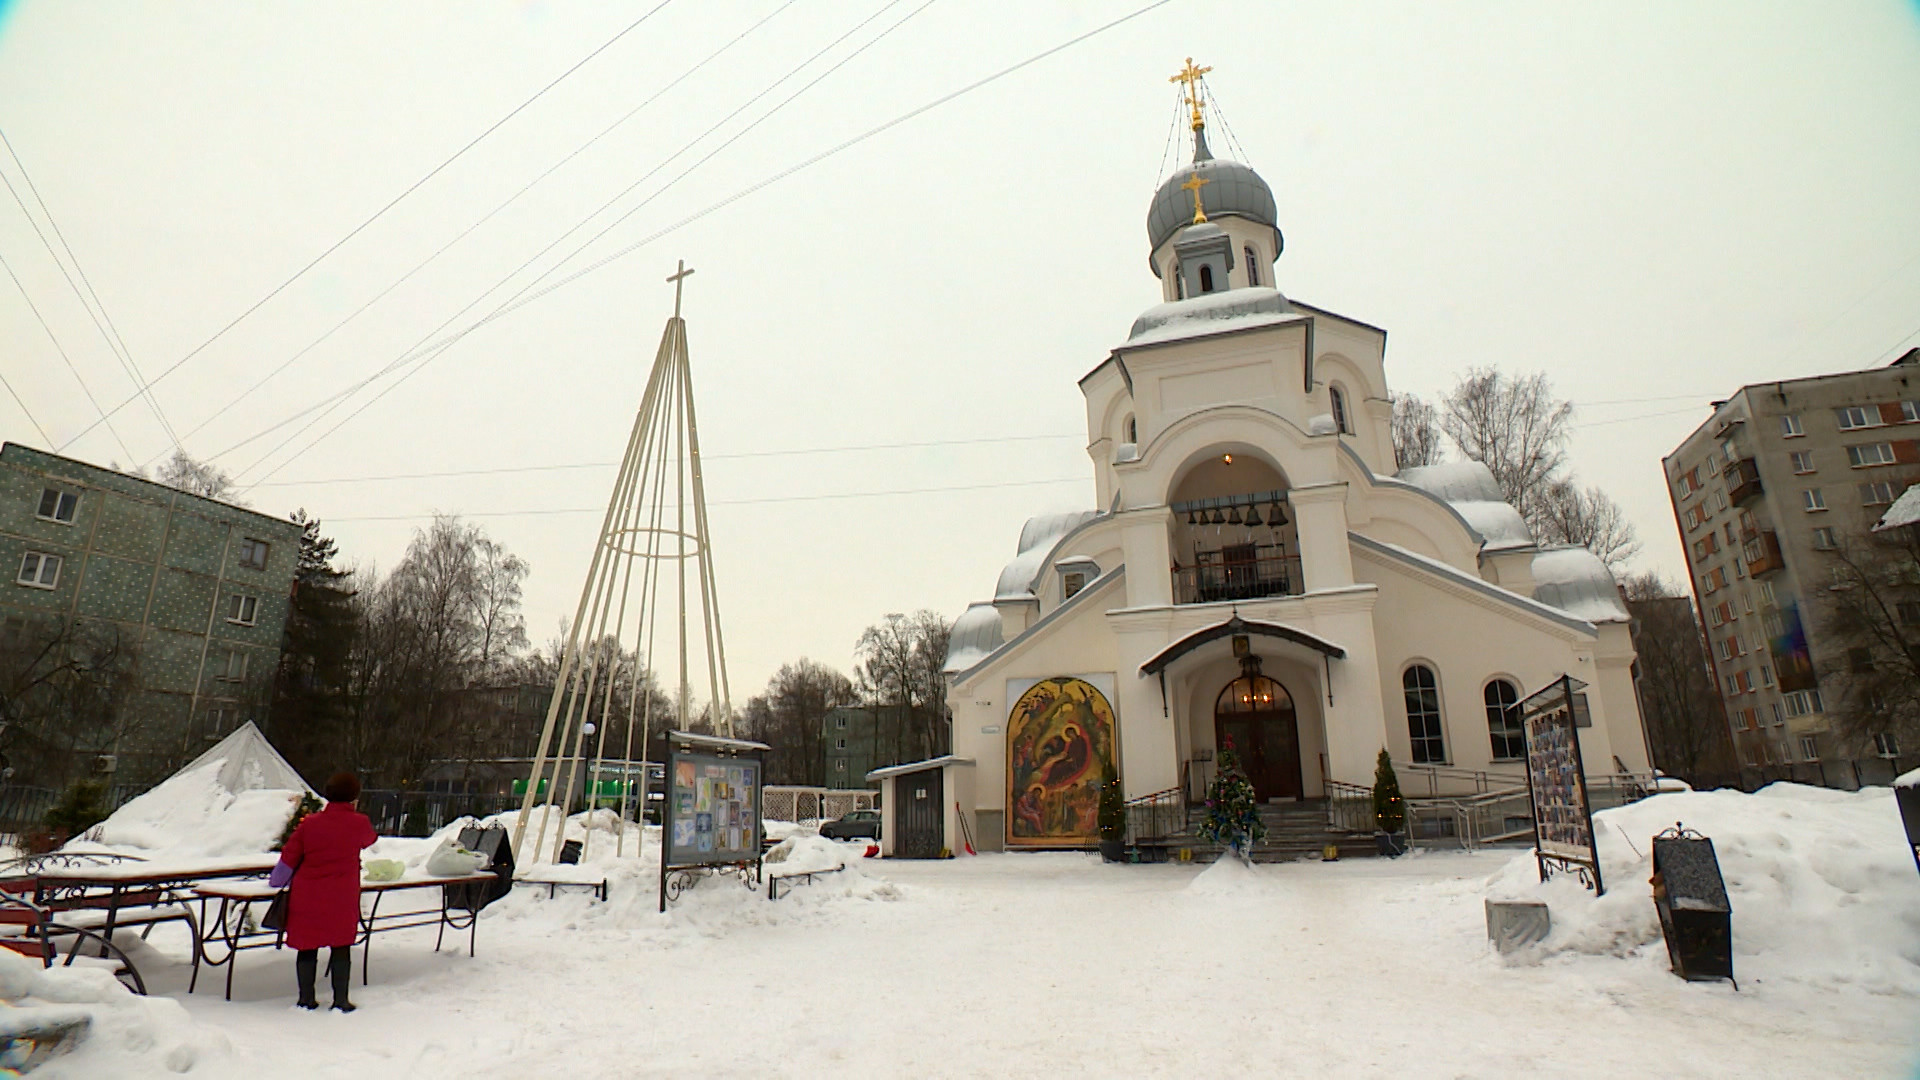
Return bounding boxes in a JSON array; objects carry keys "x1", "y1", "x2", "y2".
[{"x1": 942, "y1": 70, "x2": 1650, "y2": 852}]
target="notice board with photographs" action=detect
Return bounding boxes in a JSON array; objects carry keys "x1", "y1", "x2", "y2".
[
  {"x1": 658, "y1": 731, "x2": 769, "y2": 911},
  {"x1": 1519, "y1": 675, "x2": 1604, "y2": 896}
]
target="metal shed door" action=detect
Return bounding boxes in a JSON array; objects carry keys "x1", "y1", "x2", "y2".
[{"x1": 898, "y1": 768, "x2": 945, "y2": 859}]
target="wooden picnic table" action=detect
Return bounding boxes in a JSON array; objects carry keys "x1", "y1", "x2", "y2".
[{"x1": 192, "y1": 871, "x2": 497, "y2": 1001}]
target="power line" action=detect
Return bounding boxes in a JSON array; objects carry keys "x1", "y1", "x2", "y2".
[
  {"x1": 58, "y1": 0, "x2": 678, "y2": 452},
  {"x1": 247, "y1": 432, "x2": 1086, "y2": 487},
  {"x1": 230, "y1": 0, "x2": 940, "y2": 486},
  {"x1": 0, "y1": 247, "x2": 135, "y2": 459},
  {"x1": 231, "y1": 0, "x2": 1180, "y2": 489},
  {"x1": 322, "y1": 475, "x2": 1090, "y2": 522},
  {"x1": 0, "y1": 127, "x2": 180, "y2": 450},
  {"x1": 165, "y1": 0, "x2": 804, "y2": 460},
  {"x1": 0, "y1": 368, "x2": 52, "y2": 446}
]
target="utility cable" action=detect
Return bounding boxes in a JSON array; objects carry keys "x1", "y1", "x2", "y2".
[
  {"x1": 166, "y1": 0, "x2": 802, "y2": 458},
  {"x1": 0, "y1": 247, "x2": 134, "y2": 459},
  {"x1": 230, "y1": 0, "x2": 1178, "y2": 489},
  {"x1": 0, "y1": 367, "x2": 52, "y2": 446},
  {"x1": 58, "y1": 0, "x2": 677, "y2": 451},
  {"x1": 230, "y1": 0, "x2": 937, "y2": 486},
  {"x1": 0, "y1": 128, "x2": 180, "y2": 449}
]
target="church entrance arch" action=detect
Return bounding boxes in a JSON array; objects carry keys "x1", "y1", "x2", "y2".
[{"x1": 1213, "y1": 658, "x2": 1302, "y2": 802}]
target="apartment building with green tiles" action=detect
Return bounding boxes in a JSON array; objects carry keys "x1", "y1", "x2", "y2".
[{"x1": 1, "y1": 443, "x2": 303, "y2": 786}]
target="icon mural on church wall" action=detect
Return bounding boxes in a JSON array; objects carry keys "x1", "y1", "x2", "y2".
[{"x1": 1006, "y1": 676, "x2": 1118, "y2": 848}]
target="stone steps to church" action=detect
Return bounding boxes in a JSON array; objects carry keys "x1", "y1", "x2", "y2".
[{"x1": 1135, "y1": 800, "x2": 1381, "y2": 862}]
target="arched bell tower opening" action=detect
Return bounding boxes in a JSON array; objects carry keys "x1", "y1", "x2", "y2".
[
  {"x1": 1168, "y1": 449, "x2": 1301, "y2": 604},
  {"x1": 1214, "y1": 653, "x2": 1302, "y2": 802}
]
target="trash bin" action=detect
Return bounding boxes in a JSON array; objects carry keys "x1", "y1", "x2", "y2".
[
  {"x1": 448, "y1": 824, "x2": 515, "y2": 912},
  {"x1": 1650, "y1": 822, "x2": 1736, "y2": 989},
  {"x1": 559, "y1": 839, "x2": 583, "y2": 865}
]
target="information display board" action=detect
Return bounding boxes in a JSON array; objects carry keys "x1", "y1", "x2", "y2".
[
  {"x1": 1519, "y1": 675, "x2": 1605, "y2": 895},
  {"x1": 665, "y1": 753, "x2": 762, "y2": 865}
]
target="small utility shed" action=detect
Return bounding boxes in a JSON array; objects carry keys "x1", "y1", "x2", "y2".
[{"x1": 866, "y1": 757, "x2": 976, "y2": 859}]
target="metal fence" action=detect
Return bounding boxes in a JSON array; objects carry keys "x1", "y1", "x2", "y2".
[
  {"x1": 0, "y1": 783, "x2": 146, "y2": 845},
  {"x1": 762, "y1": 787, "x2": 877, "y2": 824},
  {"x1": 355, "y1": 790, "x2": 531, "y2": 837}
]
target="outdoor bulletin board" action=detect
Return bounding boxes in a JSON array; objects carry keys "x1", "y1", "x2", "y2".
[
  {"x1": 1520, "y1": 675, "x2": 1604, "y2": 895},
  {"x1": 658, "y1": 731, "x2": 768, "y2": 911}
]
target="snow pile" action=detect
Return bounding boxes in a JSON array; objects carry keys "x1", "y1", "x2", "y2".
[
  {"x1": 91, "y1": 760, "x2": 300, "y2": 857},
  {"x1": 0, "y1": 949, "x2": 233, "y2": 1077},
  {"x1": 1487, "y1": 783, "x2": 1920, "y2": 991},
  {"x1": 1184, "y1": 854, "x2": 1269, "y2": 897}
]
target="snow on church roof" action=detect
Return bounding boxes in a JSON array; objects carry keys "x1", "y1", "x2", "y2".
[
  {"x1": 944, "y1": 602, "x2": 1005, "y2": 675},
  {"x1": 1529, "y1": 546, "x2": 1630, "y2": 624},
  {"x1": 1395, "y1": 461, "x2": 1535, "y2": 551},
  {"x1": 994, "y1": 511, "x2": 1101, "y2": 600},
  {"x1": 1123, "y1": 287, "x2": 1302, "y2": 349}
]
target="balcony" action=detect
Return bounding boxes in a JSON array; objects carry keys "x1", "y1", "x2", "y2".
[
  {"x1": 1742, "y1": 529, "x2": 1785, "y2": 577},
  {"x1": 1173, "y1": 542, "x2": 1303, "y2": 604},
  {"x1": 1726, "y1": 458, "x2": 1764, "y2": 506}
]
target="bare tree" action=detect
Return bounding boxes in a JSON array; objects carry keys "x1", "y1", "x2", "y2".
[
  {"x1": 1390, "y1": 392, "x2": 1446, "y2": 470},
  {"x1": 470, "y1": 535, "x2": 529, "y2": 679},
  {"x1": 0, "y1": 617, "x2": 144, "y2": 790},
  {"x1": 153, "y1": 449, "x2": 242, "y2": 504},
  {"x1": 1534, "y1": 481, "x2": 1641, "y2": 570},
  {"x1": 1813, "y1": 522, "x2": 1920, "y2": 759},
  {"x1": 1619, "y1": 573, "x2": 1737, "y2": 787},
  {"x1": 1441, "y1": 368, "x2": 1574, "y2": 526},
  {"x1": 758, "y1": 658, "x2": 856, "y2": 785},
  {"x1": 855, "y1": 611, "x2": 952, "y2": 764}
]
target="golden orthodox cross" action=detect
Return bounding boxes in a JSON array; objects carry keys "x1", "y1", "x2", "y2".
[
  {"x1": 1169, "y1": 56, "x2": 1212, "y2": 132},
  {"x1": 667, "y1": 259, "x2": 695, "y2": 318},
  {"x1": 1181, "y1": 173, "x2": 1210, "y2": 224}
]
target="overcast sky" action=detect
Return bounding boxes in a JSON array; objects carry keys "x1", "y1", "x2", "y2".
[{"x1": 3, "y1": 1, "x2": 1918, "y2": 702}]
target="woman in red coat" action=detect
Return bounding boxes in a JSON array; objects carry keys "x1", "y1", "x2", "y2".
[{"x1": 270, "y1": 772, "x2": 377, "y2": 1011}]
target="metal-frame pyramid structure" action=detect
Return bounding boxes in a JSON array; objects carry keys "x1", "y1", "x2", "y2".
[{"x1": 514, "y1": 262, "x2": 733, "y2": 864}]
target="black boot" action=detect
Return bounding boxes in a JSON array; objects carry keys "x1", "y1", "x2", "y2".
[
  {"x1": 294, "y1": 950, "x2": 319, "y2": 1009},
  {"x1": 327, "y1": 946, "x2": 355, "y2": 1012}
]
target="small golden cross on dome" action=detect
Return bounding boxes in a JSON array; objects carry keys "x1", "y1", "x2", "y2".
[
  {"x1": 1169, "y1": 56, "x2": 1212, "y2": 132},
  {"x1": 1180, "y1": 173, "x2": 1210, "y2": 224}
]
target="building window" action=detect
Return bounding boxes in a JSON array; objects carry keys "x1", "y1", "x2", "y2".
[
  {"x1": 1244, "y1": 247, "x2": 1259, "y2": 287},
  {"x1": 1199, "y1": 264, "x2": 1215, "y2": 293},
  {"x1": 1758, "y1": 580, "x2": 1775, "y2": 605},
  {"x1": 1402, "y1": 665, "x2": 1446, "y2": 764},
  {"x1": 1846, "y1": 443, "x2": 1896, "y2": 468},
  {"x1": 217, "y1": 648, "x2": 248, "y2": 682},
  {"x1": 1125, "y1": 415, "x2": 1137, "y2": 443},
  {"x1": 1770, "y1": 703, "x2": 1784, "y2": 725},
  {"x1": 1173, "y1": 264, "x2": 1185, "y2": 299},
  {"x1": 1904, "y1": 401, "x2": 1919, "y2": 423},
  {"x1": 35, "y1": 488, "x2": 78, "y2": 524},
  {"x1": 201, "y1": 707, "x2": 237, "y2": 741},
  {"x1": 1835, "y1": 406, "x2": 1879, "y2": 431},
  {"x1": 1781, "y1": 414, "x2": 1804, "y2": 437},
  {"x1": 1811, "y1": 526, "x2": 1836, "y2": 549},
  {"x1": 835, "y1": 738, "x2": 847, "y2": 751},
  {"x1": 1706, "y1": 456, "x2": 1721, "y2": 477},
  {"x1": 15, "y1": 552, "x2": 61, "y2": 589},
  {"x1": 1329, "y1": 387, "x2": 1350, "y2": 434},
  {"x1": 1899, "y1": 600, "x2": 1920, "y2": 625},
  {"x1": 1792, "y1": 737, "x2": 1814, "y2": 761},
  {"x1": 226, "y1": 593, "x2": 258, "y2": 626},
  {"x1": 1873, "y1": 732, "x2": 1901, "y2": 758},
  {"x1": 1790, "y1": 451, "x2": 1814, "y2": 474},
  {"x1": 1483, "y1": 679, "x2": 1524, "y2": 761},
  {"x1": 1783, "y1": 689, "x2": 1823, "y2": 717},
  {"x1": 1062, "y1": 571, "x2": 1087, "y2": 598},
  {"x1": 1802, "y1": 489, "x2": 1825, "y2": 512},
  {"x1": 836, "y1": 716, "x2": 848, "y2": 729},
  {"x1": 1859, "y1": 481, "x2": 1896, "y2": 505},
  {"x1": 236, "y1": 538, "x2": 269, "y2": 571},
  {"x1": 834, "y1": 760, "x2": 846, "y2": 772}
]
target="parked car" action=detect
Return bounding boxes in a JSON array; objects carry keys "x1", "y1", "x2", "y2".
[{"x1": 820, "y1": 809, "x2": 882, "y2": 840}]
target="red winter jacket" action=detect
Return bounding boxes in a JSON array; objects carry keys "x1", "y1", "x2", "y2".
[{"x1": 278, "y1": 801, "x2": 377, "y2": 950}]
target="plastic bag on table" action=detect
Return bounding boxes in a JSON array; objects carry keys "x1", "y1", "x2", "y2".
[
  {"x1": 362, "y1": 858, "x2": 405, "y2": 882},
  {"x1": 424, "y1": 838, "x2": 488, "y2": 877}
]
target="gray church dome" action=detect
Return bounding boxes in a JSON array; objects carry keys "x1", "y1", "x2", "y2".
[{"x1": 1147, "y1": 134, "x2": 1281, "y2": 270}]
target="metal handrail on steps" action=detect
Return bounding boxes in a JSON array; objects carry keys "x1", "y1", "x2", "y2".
[
  {"x1": 1323, "y1": 779, "x2": 1374, "y2": 834},
  {"x1": 1123, "y1": 786, "x2": 1186, "y2": 845}
]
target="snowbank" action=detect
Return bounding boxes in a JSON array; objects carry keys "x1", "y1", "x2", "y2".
[
  {"x1": 92, "y1": 760, "x2": 300, "y2": 857},
  {"x1": 0, "y1": 950, "x2": 233, "y2": 1077},
  {"x1": 1487, "y1": 783, "x2": 1920, "y2": 992}
]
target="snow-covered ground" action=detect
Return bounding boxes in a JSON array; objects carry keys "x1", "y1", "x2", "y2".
[{"x1": 18, "y1": 784, "x2": 1920, "y2": 1078}]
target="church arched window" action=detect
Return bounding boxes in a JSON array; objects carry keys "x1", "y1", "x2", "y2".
[
  {"x1": 1330, "y1": 386, "x2": 1350, "y2": 434},
  {"x1": 1124, "y1": 414, "x2": 1137, "y2": 443},
  {"x1": 1403, "y1": 664, "x2": 1447, "y2": 764},
  {"x1": 1174, "y1": 265, "x2": 1185, "y2": 300},
  {"x1": 1199, "y1": 265, "x2": 1215, "y2": 293},
  {"x1": 1485, "y1": 679, "x2": 1525, "y2": 760},
  {"x1": 1245, "y1": 247, "x2": 1259, "y2": 287}
]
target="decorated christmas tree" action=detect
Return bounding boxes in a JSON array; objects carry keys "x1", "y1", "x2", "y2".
[
  {"x1": 1372, "y1": 749, "x2": 1405, "y2": 835},
  {"x1": 1199, "y1": 737, "x2": 1265, "y2": 862}
]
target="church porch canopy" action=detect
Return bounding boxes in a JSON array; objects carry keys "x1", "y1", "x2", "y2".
[{"x1": 1139, "y1": 613, "x2": 1345, "y2": 677}]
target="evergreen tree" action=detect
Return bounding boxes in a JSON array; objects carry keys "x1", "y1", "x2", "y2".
[
  {"x1": 1198, "y1": 738, "x2": 1265, "y2": 862},
  {"x1": 272, "y1": 510, "x2": 359, "y2": 783},
  {"x1": 1372, "y1": 749, "x2": 1405, "y2": 834}
]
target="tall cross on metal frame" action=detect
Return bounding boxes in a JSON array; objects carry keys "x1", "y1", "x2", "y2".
[
  {"x1": 1181, "y1": 173, "x2": 1210, "y2": 225},
  {"x1": 1169, "y1": 56, "x2": 1212, "y2": 132},
  {"x1": 667, "y1": 259, "x2": 695, "y2": 318}
]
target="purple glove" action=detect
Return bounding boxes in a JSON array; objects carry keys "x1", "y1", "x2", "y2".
[{"x1": 268, "y1": 861, "x2": 294, "y2": 888}]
